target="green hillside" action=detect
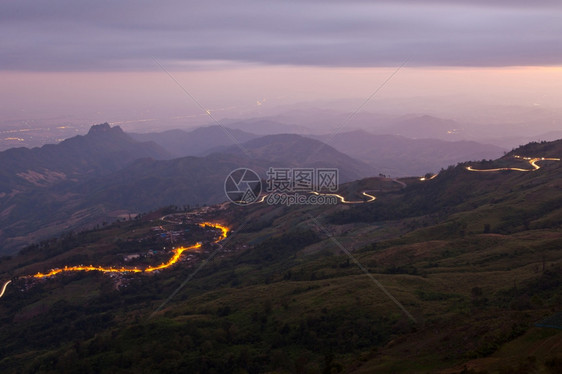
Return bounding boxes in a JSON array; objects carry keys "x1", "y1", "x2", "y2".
[{"x1": 0, "y1": 140, "x2": 560, "y2": 373}]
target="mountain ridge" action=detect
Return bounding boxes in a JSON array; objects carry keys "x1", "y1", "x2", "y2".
[
  {"x1": 0, "y1": 122, "x2": 171, "y2": 193},
  {"x1": 129, "y1": 125, "x2": 258, "y2": 157},
  {"x1": 0, "y1": 126, "x2": 376, "y2": 254},
  {"x1": 313, "y1": 129, "x2": 506, "y2": 176}
]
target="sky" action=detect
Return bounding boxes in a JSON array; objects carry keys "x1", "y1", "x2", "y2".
[{"x1": 1, "y1": 0, "x2": 562, "y2": 132}]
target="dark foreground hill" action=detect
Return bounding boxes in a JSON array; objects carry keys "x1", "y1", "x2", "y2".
[{"x1": 0, "y1": 139, "x2": 560, "y2": 373}]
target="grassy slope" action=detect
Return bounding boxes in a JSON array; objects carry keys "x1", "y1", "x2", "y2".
[{"x1": 0, "y1": 141, "x2": 560, "y2": 373}]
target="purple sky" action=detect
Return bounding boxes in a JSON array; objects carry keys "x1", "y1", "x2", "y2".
[
  {"x1": 1, "y1": 0, "x2": 561, "y2": 131},
  {"x1": 2, "y1": 0, "x2": 562, "y2": 70}
]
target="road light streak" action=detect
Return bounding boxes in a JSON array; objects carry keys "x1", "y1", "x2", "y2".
[
  {"x1": 199, "y1": 222, "x2": 229, "y2": 242},
  {"x1": 255, "y1": 191, "x2": 376, "y2": 205},
  {"x1": 310, "y1": 191, "x2": 376, "y2": 204},
  {"x1": 0, "y1": 280, "x2": 11, "y2": 298},
  {"x1": 144, "y1": 243, "x2": 202, "y2": 272},
  {"x1": 466, "y1": 155, "x2": 559, "y2": 173},
  {"x1": 420, "y1": 174, "x2": 438, "y2": 181},
  {"x1": 29, "y1": 222, "x2": 228, "y2": 279}
]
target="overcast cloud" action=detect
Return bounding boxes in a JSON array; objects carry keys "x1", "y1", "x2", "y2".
[{"x1": 1, "y1": 0, "x2": 561, "y2": 71}]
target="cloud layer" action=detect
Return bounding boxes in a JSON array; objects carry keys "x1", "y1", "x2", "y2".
[{"x1": 1, "y1": 0, "x2": 561, "y2": 71}]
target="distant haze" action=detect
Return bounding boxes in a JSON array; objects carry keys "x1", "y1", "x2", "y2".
[{"x1": 2, "y1": 67, "x2": 562, "y2": 132}]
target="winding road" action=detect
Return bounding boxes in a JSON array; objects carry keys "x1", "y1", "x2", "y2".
[
  {"x1": 310, "y1": 191, "x2": 376, "y2": 204},
  {"x1": 254, "y1": 154, "x2": 560, "y2": 204},
  {"x1": 255, "y1": 190, "x2": 377, "y2": 205},
  {"x1": 466, "y1": 155, "x2": 560, "y2": 172},
  {"x1": 12, "y1": 222, "x2": 228, "y2": 281},
  {"x1": 3, "y1": 154, "x2": 559, "y2": 294}
]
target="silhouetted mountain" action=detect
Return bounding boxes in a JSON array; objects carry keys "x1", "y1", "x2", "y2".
[
  {"x1": 219, "y1": 133, "x2": 376, "y2": 181},
  {"x1": 315, "y1": 130, "x2": 505, "y2": 176},
  {"x1": 75, "y1": 155, "x2": 246, "y2": 213},
  {"x1": 129, "y1": 125, "x2": 258, "y2": 157},
  {"x1": 76, "y1": 134, "x2": 375, "y2": 213},
  {"x1": 0, "y1": 123, "x2": 171, "y2": 193},
  {"x1": 0, "y1": 131, "x2": 373, "y2": 254},
  {"x1": 0, "y1": 123, "x2": 171, "y2": 252}
]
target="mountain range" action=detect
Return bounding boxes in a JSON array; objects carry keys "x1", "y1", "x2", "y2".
[
  {"x1": 315, "y1": 129, "x2": 506, "y2": 176},
  {"x1": 0, "y1": 123, "x2": 170, "y2": 194},
  {"x1": 0, "y1": 125, "x2": 372, "y2": 254},
  {"x1": 129, "y1": 124, "x2": 506, "y2": 176},
  {"x1": 129, "y1": 126, "x2": 258, "y2": 157},
  {"x1": 0, "y1": 122, "x2": 546, "y2": 255}
]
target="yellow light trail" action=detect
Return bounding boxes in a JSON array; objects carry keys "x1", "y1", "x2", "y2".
[
  {"x1": 29, "y1": 222, "x2": 228, "y2": 279},
  {"x1": 419, "y1": 174, "x2": 438, "y2": 181},
  {"x1": 255, "y1": 191, "x2": 377, "y2": 204},
  {"x1": 144, "y1": 243, "x2": 201, "y2": 273},
  {"x1": 199, "y1": 222, "x2": 229, "y2": 242},
  {"x1": 33, "y1": 265, "x2": 143, "y2": 278},
  {"x1": 466, "y1": 155, "x2": 560, "y2": 173},
  {"x1": 0, "y1": 280, "x2": 11, "y2": 298},
  {"x1": 310, "y1": 191, "x2": 376, "y2": 204}
]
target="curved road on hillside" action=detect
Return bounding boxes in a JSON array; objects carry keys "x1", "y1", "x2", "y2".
[
  {"x1": 3, "y1": 154, "x2": 559, "y2": 295},
  {"x1": 3, "y1": 186, "x2": 378, "y2": 287},
  {"x1": 310, "y1": 191, "x2": 376, "y2": 204},
  {"x1": 418, "y1": 155, "x2": 559, "y2": 180},
  {"x1": 254, "y1": 190, "x2": 378, "y2": 205},
  {"x1": 3, "y1": 222, "x2": 229, "y2": 283},
  {"x1": 466, "y1": 155, "x2": 560, "y2": 172},
  {"x1": 250, "y1": 155, "x2": 560, "y2": 205},
  {"x1": 0, "y1": 280, "x2": 11, "y2": 299}
]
